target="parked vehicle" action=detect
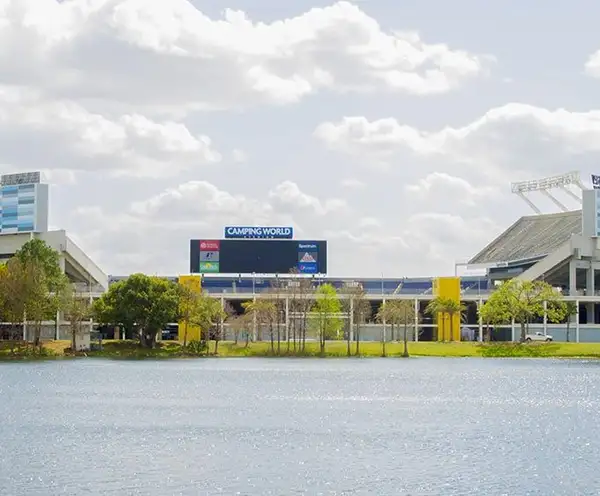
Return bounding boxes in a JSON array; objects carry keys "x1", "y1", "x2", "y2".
[{"x1": 525, "y1": 331, "x2": 553, "y2": 342}]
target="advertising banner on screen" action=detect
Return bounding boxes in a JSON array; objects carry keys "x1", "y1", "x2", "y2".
[
  {"x1": 224, "y1": 226, "x2": 293, "y2": 239},
  {"x1": 199, "y1": 262, "x2": 220, "y2": 273},
  {"x1": 297, "y1": 242, "x2": 319, "y2": 274},
  {"x1": 298, "y1": 262, "x2": 318, "y2": 274},
  {"x1": 199, "y1": 251, "x2": 220, "y2": 262},
  {"x1": 199, "y1": 240, "x2": 220, "y2": 251}
]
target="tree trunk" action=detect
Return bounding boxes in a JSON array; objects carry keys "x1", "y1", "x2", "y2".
[
  {"x1": 381, "y1": 324, "x2": 386, "y2": 357},
  {"x1": 566, "y1": 322, "x2": 570, "y2": 342},
  {"x1": 183, "y1": 321, "x2": 189, "y2": 348},
  {"x1": 270, "y1": 322, "x2": 274, "y2": 353},
  {"x1": 245, "y1": 330, "x2": 250, "y2": 348},
  {"x1": 214, "y1": 324, "x2": 220, "y2": 355},
  {"x1": 520, "y1": 322, "x2": 526, "y2": 342},
  {"x1": 346, "y1": 320, "x2": 351, "y2": 357},
  {"x1": 403, "y1": 323, "x2": 409, "y2": 357},
  {"x1": 33, "y1": 322, "x2": 41, "y2": 349},
  {"x1": 355, "y1": 322, "x2": 360, "y2": 356},
  {"x1": 277, "y1": 322, "x2": 281, "y2": 355},
  {"x1": 302, "y1": 311, "x2": 307, "y2": 351}
]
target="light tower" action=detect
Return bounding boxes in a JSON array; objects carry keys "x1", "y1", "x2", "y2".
[{"x1": 510, "y1": 171, "x2": 584, "y2": 214}]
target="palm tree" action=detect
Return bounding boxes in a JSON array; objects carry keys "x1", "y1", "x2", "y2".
[
  {"x1": 426, "y1": 297, "x2": 466, "y2": 342},
  {"x1": 377, "y1": 300, "x2": 417, "y2": 357}
]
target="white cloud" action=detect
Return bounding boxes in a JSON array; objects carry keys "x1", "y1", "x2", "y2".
[
  {"x1": 340, "y1": 178, "x2": 365, "y2": 189},
  {"x1": 314, "y1": 103, "x2": 600, "y2": 181},
  {"x1": 405, "y1": 172, "x2": 496, "y2": 206},
  {"x1": 130, "y1": 181, "x2": 272, "y2": 223},
  {"x1": 0, "y1": 0, "x2": 487, "y2": 114},
  {"x1": 268, "y1": 181, "x2": 348, "y2": 215},
  {"x1": 0, "y1": 85, "x2": 221, "y2": 177},
  {"x1": 585, "y1": 50, "x2": 600, "y2": 78},
  {"x1": 231, "y1": 149, "x2": 248, "y2": 163}
]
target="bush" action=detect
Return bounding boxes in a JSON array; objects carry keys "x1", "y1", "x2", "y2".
[
  {"x1": 478, "y1": 342, "x2": 559, "y2": 358},
  {"x1": 186, "y1": 340, "x2": 208, "y2": 355}
]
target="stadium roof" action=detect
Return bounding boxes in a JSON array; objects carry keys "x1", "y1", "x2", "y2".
[{"x1": 469, "y1": 210, "x2": 582, "y2": 265}]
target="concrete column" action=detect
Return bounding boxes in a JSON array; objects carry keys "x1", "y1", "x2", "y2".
[
  {"x1": 576, "y1": 300, "x2": 580, "y2": 343},
  {"x1": 414, "y1": 298, "x2": 419, "y2": 342},
  {"x1": 478, "y1": 299, "x2": 483, "y2": 342},
  {"x1": 543, "y1": 300, "x2": 548, "y2": 336},
  {"x1": 252, "y1": 295, "x2": 257, "y2": 341},
  {"x1": 586, "y1": 267, "x2": 595, "y2": 324},
  {"x1": 382, "y1": 297, "x2": 386, "y2": 344},
  {"x1": 569, "y1": 260, "x2": 577, "y2": 296}
]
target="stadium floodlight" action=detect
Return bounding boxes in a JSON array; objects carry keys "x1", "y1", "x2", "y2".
[{"x1": 510, "y1": 171, "x2": 584, "y2": 214}]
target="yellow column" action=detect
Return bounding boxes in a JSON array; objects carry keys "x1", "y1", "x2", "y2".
[
  {"x1": 178, "y1": 275, "x2": 202, "y2": 342},
  {"x1": 433, "y1": 277, "x2": 461, "y2": 341}
]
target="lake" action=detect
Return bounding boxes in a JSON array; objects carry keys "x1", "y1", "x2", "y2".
[{"x1": 1, "y1": 357, "x2": 600, "y2": 495}]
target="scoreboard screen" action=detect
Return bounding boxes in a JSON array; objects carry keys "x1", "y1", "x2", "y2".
[{"x1": 190, "y1": 239, "x2": 327, "y2": 275}]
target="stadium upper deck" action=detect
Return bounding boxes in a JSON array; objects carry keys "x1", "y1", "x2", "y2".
[
  {"x1": 108, "y1": 274, "x2": 489, "y2": 295},
  {"x1": 469, "y1": 211, "x2": 581, "y2": 266}
]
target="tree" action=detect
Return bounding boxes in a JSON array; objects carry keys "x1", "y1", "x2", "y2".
[
  {"x1": 213, "y1": 300, "x2": 234, "y2": 354},
  {"x1": 0, "y1": 259, "x2": 30, "y2": 351},
  {"x1": 178, "y1": 284, "x2": 198, "y2": 348},
  {"x1": 243, "y1": 299, "x2": 277, "y2": 353},
  {"x1": 229, "y1": 313, "x2": 252, "y2": 346},
  {"x1": 563, "y1": 301, "x2": 578, "y2": 342},
  {"x1": 188, "y1": 294, "x2": 226, "y2": 353},
  {"x1": 377, "y1": 300, "x2": 416, "y2": 358},
  {"x1": 268, "y1": 278, "x2": 285, "y2": 354},
  {"x1": 93, "y1": 274, "x2": 179, "y2": 348},
  {"x1": 479, "y1": 299, "x2": 506, "y2": 342},
  {"x1": 339, "y1": 283, "x2": 364, "y2": 356},
  {"x1": 353, "y1": 291, "x2": 371, "y2": 356},
  {"x1": 296, "y1": 275, "x2": 313, "y2": 351},
  {"x1": 15, "y1": 239, "x2": 63, "y2": 291},
  {"x1": 61, "y1": 288, "x2": 91, "y2": 352},
  {"x1": 480, "y1": 279, "x2": 564, "y2": 342},
  {"x1": 311, "y1": 283, "x2": 342, "y2": 354},
  {"x1": 14, "y1": 240, "x2": 67, "y2": 347},
  {"x1": 426, "y1": 297, "x2": 466, "y2": 342}
]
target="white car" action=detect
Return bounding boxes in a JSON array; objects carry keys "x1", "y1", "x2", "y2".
[{"x1": 525, "y1": 331, "x2": 553, "y2": 342}]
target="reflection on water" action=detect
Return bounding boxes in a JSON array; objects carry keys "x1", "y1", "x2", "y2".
[{"x1": 1, "y1": 357, "x2": 600, "y2": 495}]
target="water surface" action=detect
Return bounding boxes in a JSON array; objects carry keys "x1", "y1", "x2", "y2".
[{"x1": 1, "y1": 357, "x2": 599, "y2": 495}]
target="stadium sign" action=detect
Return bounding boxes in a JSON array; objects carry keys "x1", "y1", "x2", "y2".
[{"x1": 224, "y1": 226, "x2": 293, "y2": 239}]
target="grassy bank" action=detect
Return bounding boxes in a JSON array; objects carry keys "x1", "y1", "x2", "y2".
[{"x1": 4, "y1": 340, "x2": 600, "y2": 360}]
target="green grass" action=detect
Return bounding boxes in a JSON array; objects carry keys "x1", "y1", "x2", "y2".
[
  {"x1": 4, "y1": 339, "x2": 600, "y2": 360},
  {"x1": 0, "y1": 340, "x2": 59, "y2": 360}
]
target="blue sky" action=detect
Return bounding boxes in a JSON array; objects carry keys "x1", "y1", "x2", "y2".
[{"x1": 2, "y1": 0, "x2": 600, "y2": 277}]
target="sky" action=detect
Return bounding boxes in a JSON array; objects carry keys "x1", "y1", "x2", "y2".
[{"x1": 2, "y1": 0, "x2": 600, "y2": 278}]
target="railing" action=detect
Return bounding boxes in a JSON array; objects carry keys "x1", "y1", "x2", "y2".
[{"x1": 72, "y1": 282, "x2": 106, "y2": 294}]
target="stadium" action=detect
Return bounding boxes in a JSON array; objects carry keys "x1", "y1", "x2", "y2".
[{"x1": 1, "y1": 170, "x2": 599, "y2": 342}]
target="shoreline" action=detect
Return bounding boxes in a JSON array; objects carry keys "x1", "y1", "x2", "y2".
[{"x1": 3, "y1": 340, "x2": 600, "y2": 361}]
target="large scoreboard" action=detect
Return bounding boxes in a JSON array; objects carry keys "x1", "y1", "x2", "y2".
[{"x1": 190, "y1": 239, "x2": 328, "y2": 275}]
